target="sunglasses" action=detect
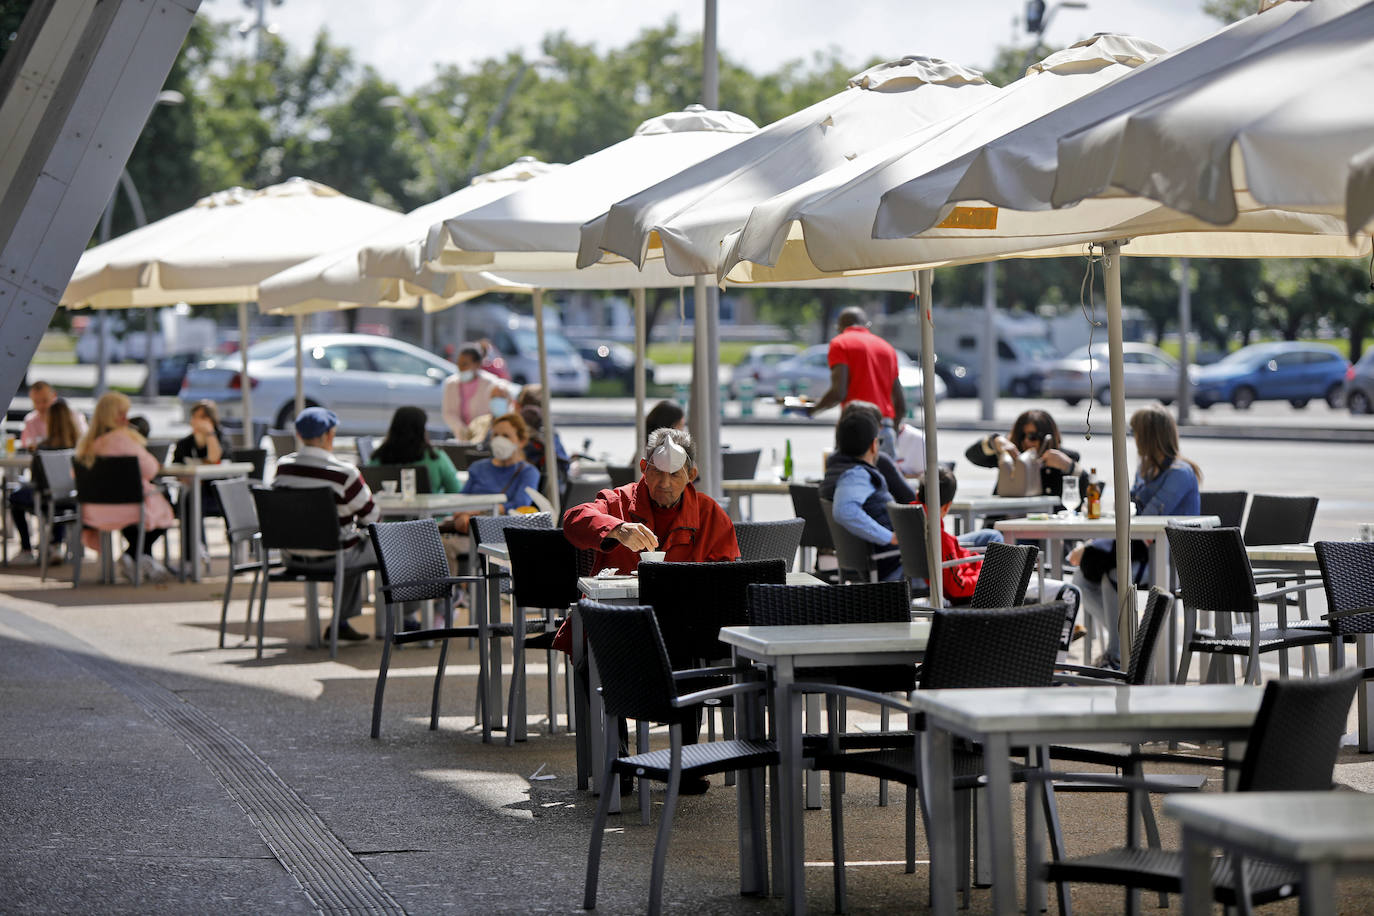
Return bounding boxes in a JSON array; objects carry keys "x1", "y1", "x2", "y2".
[{"x1": 1021, "y1": 429, "x2": 1042, "y2": 442}]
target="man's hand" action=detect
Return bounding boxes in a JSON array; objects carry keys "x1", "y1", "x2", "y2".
[
  {"x1": 889, "y1": 532, "x2": 899, "y2": 546},
  {"x1": 1042, "y1": 448, "x2": 1075, "y2": 472},
  {"x1": 809, "y1": 363, "x2": 849, "y2": 416},
  {"x1": 1067, "y1": 543, "x2": 1085, "y2": 566},
  {"x1": 610, "y1": 522, "x2": 659, "y2": 552}
]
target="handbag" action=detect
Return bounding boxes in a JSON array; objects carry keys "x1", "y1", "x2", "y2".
[{"x1": 997, "y1": 448, "x2": 1043, "y2": 497}]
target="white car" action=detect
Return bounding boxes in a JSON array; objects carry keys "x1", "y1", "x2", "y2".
[
  {"x1": 774, "y1": 344, "x2": 946, "y2": 406},
  {"x1": 1041, "y1": 341, "x2": 1185, "y2": 406},
  {"x1": 729, "y1": 343, "x2": 801, "y2": 398},
  {"x1": 180, "y1": 333, "x2": 459, "y2": 434}
]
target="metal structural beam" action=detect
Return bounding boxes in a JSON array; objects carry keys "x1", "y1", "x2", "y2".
[{"x1": 0, "y1": 0, "x2": 199, "y2": 405}]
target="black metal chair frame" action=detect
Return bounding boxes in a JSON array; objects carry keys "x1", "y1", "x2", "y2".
[
  {"x1": 503, "y1": 526, "x2": 581, "y2": 742},
  {"x1": 789, "y1": 483, "x2": 835, "y2": 580},
  {"x1": 250, "y1": 486, "x2": 350, "y2": 659},
  {"x1": 72, "y1": 455, "x2": 146, "y2": 587}
]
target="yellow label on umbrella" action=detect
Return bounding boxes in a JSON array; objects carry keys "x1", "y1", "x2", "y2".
[{"x1": 936, "y1": 206, "x2": 998, "y2": 230}]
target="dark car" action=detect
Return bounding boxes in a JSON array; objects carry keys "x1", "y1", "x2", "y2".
[
  {"x1": 576, "y1": 341, "x2": 654, "y2": 391},
  {"x1": 158, "y1": 351, "x2": 210, "y2": 396},
  {"x1": 1192, "y1": 341, "x2": 1349, "y2": 410},
  {"x1": 1345, "y1": 347, "x2": 1374, "y2": 414},
  {"x1": 932, "y1": 352, "x2": 979, "y2": 398}
]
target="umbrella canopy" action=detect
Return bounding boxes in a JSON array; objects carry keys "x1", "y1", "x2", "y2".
[
  {"x1": 1050, "y1": 0, "x2": 1374, "y2": 237},
  {"x1": 583, "y1": 56, "x2": 998, "y2": 277},
  {"x1": 257, "y1": 158, "x2": 562, "y2": 316},
  {"x1": 62, "y1": 178, "x2": 401, "y2": 308}
]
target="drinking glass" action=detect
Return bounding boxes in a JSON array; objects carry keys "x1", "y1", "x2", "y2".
[
  {"x1": 769, "y1": 448, "x2": 783, "y2": 481},
  {"x1": 1061, "y1": 475, "x2": 1080, "y2": 516}
]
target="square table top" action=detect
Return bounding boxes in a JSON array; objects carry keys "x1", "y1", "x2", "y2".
[
  {"x1": 159, "y1": 461, "x2": 255, "y2": 479},
  {"x1": 1165, "y1": 792, "x2": 1374, "y2": 861},
  {"x1": 1245, "y1": 543, "x2": 1319, "y2": 565},
  {"x1": 951, "y1": 495, "x2": 1060, "y2": 514},
  {"x1": 373, "y1": 492, "x2": 505, "y2": 515},
  {"x1": 995, "y1": 515, "x2": 1219, "y2": 539},
  {"x1": 719, "y1": 620, "x2": 932, "y2": 658},
  {"x1": 909, "y1": 684, "x2": 1262, "y2": 734}
]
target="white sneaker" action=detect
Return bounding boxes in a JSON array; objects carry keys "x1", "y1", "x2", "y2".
[
  {"x1": 118, "y1": 553, "x2": 138, "y2": 582},
  {"x1": 139, "y1": 555, "x2": 170, "y2": 583}
]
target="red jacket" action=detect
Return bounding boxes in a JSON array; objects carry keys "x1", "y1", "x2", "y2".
[
  {"x1": 939, "y1": 527, "x2": 983, "y2": 601},
  {"x1": 563, "y1": 479, "x2": 740, "y2": 575}
]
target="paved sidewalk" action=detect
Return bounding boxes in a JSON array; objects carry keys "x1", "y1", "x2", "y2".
[{"x1": 4, "y1": 555, "x2": 1374, "y2": 914}]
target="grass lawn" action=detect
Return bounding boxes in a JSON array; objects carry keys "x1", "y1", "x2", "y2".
[{"x1": 647, "y1": 340, "x2": 787, "y2": 365}]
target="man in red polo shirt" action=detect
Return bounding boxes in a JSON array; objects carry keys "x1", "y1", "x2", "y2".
[{"x1": 809, "y1": 306, "x2": 905, "y2": 457}]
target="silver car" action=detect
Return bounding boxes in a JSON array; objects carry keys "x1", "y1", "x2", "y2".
[
  {"x1": 180, "y1": 332, "x2": 459, "y2": 434},
  {"x1": 729, "y1": 343, "x2": 800, "y2": 398},
  {"x1": 774, "y1": 344, "x2": 945, "y2": 406},
  {"x1": 1042, "y1": 342, "x2": 1186, "y2": 406}
]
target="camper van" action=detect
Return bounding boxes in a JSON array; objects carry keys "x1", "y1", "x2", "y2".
[{"x1": 873, "y1": 308, "x2": 1061, "y2": 396}]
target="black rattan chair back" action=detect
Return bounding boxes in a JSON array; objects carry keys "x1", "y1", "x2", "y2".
[
  {"x1": 1200, "y1": 490, "x2": 1248, "y2": 530},
  {"x1": 469, "y1": 512, "x2": 552, "y2": 547},
  {"x1": 605, "y1": 464, "x2": 637, "y2": 489},
  {"x1": 229, "y1": 447, "x2": 268, "y2": 481},
  {"x1": 789, "y1": 484, "x2": 833, "y2": 551},
  {"x1": 439, "y1": 443, "x2": 487, "y2": 471},
  {"x1": 639, "y1": 558, "x2": 787, "y2": 664},
  {"x1": 720, "y1": 448, "x2": 761, "y2": 480},
  {"x1": 747, "y1": 580, "x2": 910, "y2": 626},
  {"x1": 369, "y1": 518, "x2": 452, "y2": 604},
  {"x1": 562, "y1": 478, "x2": 605, "y2": 512},
  {"x1": 1123, "y1": 587, "x2": 1174, "y2": 686},
  {"x1": 1237, "y1": 667, "x2": 1359, "y2": 792},
  {"x1": 734, "y1": 518, "x2": 805, "y2": 564},
  {"x1": 505, "y1": 527, "x2": 581, "y2": 610},
  {"x1": 1243, "y1": 494, "x2": 1319, "y2": 547},
  {"x1": 360, "y1": 464, "x2": 432, "y2": 495},
  {"x1": 1315, "y1": 541, "x2": 1374, "y2": 636},
  {"x1": 1167, "y1": 525, "x2": 1259, "y2": 615},
  {"x1": 578, "y1": 600, "x2": 690, "y2": 726},
  {"x1": 819, "y1": 497, "x2": 876, "y2": 582},
  {"x1": 251, "y1": 486, "x2": 341, "y2": 552},
  {"x1": 73, "y1": 456, "x2": 143, "y2": 504},
  {"x1": 968, "y1": 542, "x2": 1040, "y2": 609},
  {"x1": 919, "y1": 602, "x2": 1066, "y2": 690},
  {"x1": 888, "y1": 502, "x2": 933, "y2": 581}
]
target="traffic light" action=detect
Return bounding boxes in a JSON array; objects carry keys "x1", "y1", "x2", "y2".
[{"x1": 1026, "y1": 0, "x2": 1046, "y2": 33}]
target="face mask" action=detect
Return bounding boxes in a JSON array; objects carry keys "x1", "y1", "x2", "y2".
[
  {"x1": 488, "y1": 396, "x2": 510, "y2": 417},
  {"x1": 457, "y1": 368, "x2": 476, "y2": 383},
  {"x1": 489, "y1": 435, "x2": 519, "y2": 461}
]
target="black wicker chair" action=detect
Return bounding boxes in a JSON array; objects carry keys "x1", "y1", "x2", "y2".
[
  {"x1": 968, "y1": 542, "x2": 1040, "y2": 609},
  {"x1": 1199, "y1": 490, "x2": 1248, "y2": 531},
  {"x1": 801, "y1": 602, "x2": 1069, "y2": 913},
  {"x1": 1037, "y1": 667, "x2": 1360, "y2": 913},
  {"x1": 1169, "y1": 525, "x2": 1332, "y2": 684},
  {"x1": 733, "y1": 517, "x2": 805, "y2": 566},
  {"x1": 604, "y1": 464, "x2": 637, "y2": 489},
  {"x1": 1242, "y1": 494, "x2": 1319, "y2": 546},
  {"x1": 228, "y1": 446, "x2": 268, "y2": 481},
  {"x1": 579, "y1": 600, "x2": 776, "y2": 916},
  {"x1": 720, "y1": 448, "x2": 761, "y2": 480},
  {"x1": 367, "y1": 518, "x2": 484, "y2": 738},
  {"x1": 504, "y1": 526, "x2": 580, "y2": 740},
  {"x1": 789, "y1": 483, "x2": 835, "y2": 580},
  {"x1": 1316, "y1": 540, "x2": 1374, "y2": 676},
  {"x1": 72, "y1": 456, "x2": 147, "y2": 587}
]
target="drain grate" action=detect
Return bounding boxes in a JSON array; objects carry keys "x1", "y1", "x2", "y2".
[{"x1": 2, "y1": 608, "x2": 404, "y2": 914}]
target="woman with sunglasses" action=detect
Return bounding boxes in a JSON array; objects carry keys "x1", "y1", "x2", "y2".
[{"x1": 964, "y1": 408, "x2": 1087, "y2": 503}]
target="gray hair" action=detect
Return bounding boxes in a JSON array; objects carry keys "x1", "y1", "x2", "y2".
[{"x1": 643, "y1": 427, "x2": 696, "y2": 472}]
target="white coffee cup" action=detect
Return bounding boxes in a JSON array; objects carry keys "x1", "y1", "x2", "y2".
[
  {"x1": 640, "y1": 551, "x2": 666, "y2": 563},
  {"x1": 380, "y1": 480, "x2": 398, "y2": 495}
]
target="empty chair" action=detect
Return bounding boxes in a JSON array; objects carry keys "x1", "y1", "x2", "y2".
[
  {"x1": 228, "y1": 447, "x2": 267, "y2": 481},
  {"x1": 34, "y1": 450, "x2": 78, "y2": 582},
  {"x1": 561, "y1": 477, "x2": 605, "y2": 512},
  {"x1": 789, "y1": 483, "x2": 834, "y2": 578},
  {"x1": 1037, "y1": 668, "x2": 1361, "y2": 913},
  {"x1": 212, "y1": 477, "x2": 273, "y2": 649},
  {"x1": 438, "y1": 442, "x2": 487, "y2": 471},
  {"x1": 605, "y1": 464, "x2": 637, "y2": 489},
  {"x1": 968, "y1": 542, "x2": 1040, "y2": 609},
  {"x1": 1315, "y1": 540, "x2": 1374, "y2": 673},
  {"x1": 720, "y1": 448, "x2": 761, "y2": 480},
  {"x1": 72, "y1": 456, "x2": 148, "y2": 587},
  {"x1": 1242, "y1": 493, "x2": 1319, "y2": 546},
  {"x1": 360, "y1": 464, "x2": 432, "y2": 495},
  {"x1": 578, "y1": 600, "x2": 776, "y2": 916},
  {"x1": 1199, "y1": 490, "x2": 1248, "y2": 530},
  {"x1": 733, "y1": 517, "x2": 804, "y2": 566},
  {"x1": 368, "y1": 518, "x2": 484, "y2": 738},
  {"x1": 503, "y1": 526, "x2": 581, "y2": 741},
  {"x1": 639, "y1": 559, "x2": 788, "y2": 668}
]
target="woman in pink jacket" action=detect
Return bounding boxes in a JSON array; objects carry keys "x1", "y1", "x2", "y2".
[{"x1": 74, "y1": 392, "x2": 175, "y2": 582}]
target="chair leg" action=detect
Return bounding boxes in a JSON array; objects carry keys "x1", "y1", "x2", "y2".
[
  {"x1": 431, "y1": 598, "x2": 452, "y2": 730},
  {"x1": 583, "y1": 720, "x2": 620, "y2": 911},
  {"x1": 506, "y1": 609, "x2": 526, "y2": 747},
  {"x1": 905, "y1": 784, "x2": 917, "y2": 874},
  {"x1": 256, "y1": 546, "x2": 270, "y2": 660},
  {"x1": 244, "y1": 565, "x2": 261, "y2": 639},
  {"x1": 72, "y1": 526, "x2": 84, "y2": 588},
  {"x1": 638, "y1": 720, "x2": 651, "y2": 825},
  {"x1": 830, "y1": 768, "x2": 848, "y2": 914},
  {"x1": 372, "y1": 602, "x2": 394, "y2": 740},
  {"x1": 219, "y1": 562, "x2": 235, "y2": 648},
  {"x1": 133, "y1": 522, "x2": 144, "y2": 587},
  {"x1": 647, "y1": 727, "x2": 684, "y2": 916},
  {"x1": 329, "y1": 559, "x2": 344, "y2": 659}
]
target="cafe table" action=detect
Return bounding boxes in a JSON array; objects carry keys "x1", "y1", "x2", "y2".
[
  {"x1": 1168, "y1": 791, "x2": 1374, "y2": 916},
  {"x1": 947, "y1": 494, "x2": 1060, "y2": 534},
  {"x1": 911, "y1": 683, "x2": 1263, "y2": 916},
  {"x1": 159, "y1": 461, "x2": 254, "y2": 582},
  {"x1": 719, "y1": 618, "x2": 934, "y2": 914},
  {"x1": 721, "y1": 477, "x2": 794, "y2": 520}
]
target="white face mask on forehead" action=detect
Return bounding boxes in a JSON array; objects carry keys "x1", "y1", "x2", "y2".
[{"x1": 648, "y1": 437, "x2": 687, "y2": 473}]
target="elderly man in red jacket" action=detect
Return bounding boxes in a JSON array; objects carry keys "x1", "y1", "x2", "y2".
[{"x1": 564, "y1": 427, "x2": 739, "y2": 573}]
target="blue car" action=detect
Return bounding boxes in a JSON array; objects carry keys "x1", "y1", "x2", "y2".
[{"x1": 1192, "y1": 342, "x2": 1349, "y2": 410}]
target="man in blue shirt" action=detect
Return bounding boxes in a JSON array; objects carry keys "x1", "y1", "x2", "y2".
[{"x1": 822, "y1": 410, "x2": 903, "y2": 580}]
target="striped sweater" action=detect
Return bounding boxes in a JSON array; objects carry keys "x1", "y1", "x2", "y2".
[{"x1": 272, "y1": 446, "x2": 379, "y2": 548}]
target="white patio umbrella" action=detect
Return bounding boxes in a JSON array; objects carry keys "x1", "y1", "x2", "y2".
[
  {"x1": 1050, "y1": 0, "x2": 1374, "y2": 236},
  {"x1": 62, "y1": 178, "x2": 402, "y2": 444},
  {"x1": 584, "y1": 56, "x2": 999, "y2": 277}
]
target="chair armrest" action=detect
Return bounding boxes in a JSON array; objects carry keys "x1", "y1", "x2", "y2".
[
  {"x1": 788, "y1": 681, "x2": 915, "y2": 716},
  {"x1": 1252, "y1": 570, "x2": 1317, "y2": 585},
  {"x1": 673, "y1": 681, "x2": 768, "y2": 707},
  {"x1": 1254, "y1": 580, "x2": 1324, "y2": 602},
  {"x1": 379, "y1": 575, "x2": 480, "y2": 595},
  {"x1": 1324, "y1": 605, "x2": 1374, "y2": 622},
  {"x1": 1052, "y1": 665, "x2": 1129, "y2": 686},
  {"x1": 939, "y1": 555, "x2": 983, "y2": 569},
  {"x1": 672, "y1": 664, "x2": 751, "y2": 681},
  {"x1": 1024, "y1": 769, "x2": 1207, "y2": 794}
]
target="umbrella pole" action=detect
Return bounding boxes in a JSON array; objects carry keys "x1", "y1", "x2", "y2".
[
  {"x1": 533, "y1": 289, "x2": 560, "y2": 518},
  {"x1": 238, "y1": 302, "x2": 253, "y2": 448},
  {"x1": 1103, "y1": 241, "x2": 1136, "y2": 669},
  {"x1": 1176, "y1": 259, "x2": 1192, "y2": 424},
  {"x1": 634, "y1": 288, "x2": 647, "y2": 454},
  {"x1": 294, "y1": 314, "x2": 305, "y2": 418},
  {"x1": 918, "y1": 270, "x2": 943, "y2": 609}
]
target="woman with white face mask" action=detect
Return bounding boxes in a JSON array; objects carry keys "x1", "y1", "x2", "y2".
[
  {"x1": 441, "y1": 412, "x2": 540, "y2": 540},
  {"x1": 441, "y1": 342, "x2": 518, "y2": 443}
]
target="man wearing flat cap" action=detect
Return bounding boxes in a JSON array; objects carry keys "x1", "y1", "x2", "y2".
[
  {"x1": 563, "y1": 427, "x2": 738, "y2": 575},
  {"x1": 272, "y1": 407, "x2": 379, "y2": 642}
]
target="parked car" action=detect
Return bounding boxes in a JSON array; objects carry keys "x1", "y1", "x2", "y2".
[
  {"x1": 729, "y1": 343, "x2": 801, "y2": 398},
  {"x1": 1042, "y1": 342, "x2": 1185, "y2": 406},
  {"x1": 158, "y1": 350, "x2": 211, "y2": 396},
  {"x1": 1192, "y1": 341, "x2": 1349, "y2": 410},
  {"x1": 485, "y1": 317, "x2": 590, "y2": 396},
  {"x1": 931, "y1": 352, "x2": 978, "y2": 398},
  {"x1": 180, "y1": 333, "x2": 459, "y2": 434},
  {"x1": 774, "y1": 344, "x2": 946, "y2": 406},
  {"x1": 1344, "y1": 347, "x2": 1374, "y2": 414},
  {"x1": 576, "y1": 341, "x2": 655, "y2": 390}
]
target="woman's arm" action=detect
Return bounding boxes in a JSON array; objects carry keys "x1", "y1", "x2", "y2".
[
  {"x1": 964, "y1": 434, "x2": 1001, "y2": 469},
  {"x1": 433, "y1": 452, "x2": 462, "y2": 494}
]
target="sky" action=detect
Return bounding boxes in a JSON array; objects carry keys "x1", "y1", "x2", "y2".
[{"x1": 200, "y1": 0, "x2": 1227, "y2": 94}]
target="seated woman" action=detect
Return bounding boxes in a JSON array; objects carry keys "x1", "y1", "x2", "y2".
[
  {"x1": 1069, "y1": 404, "x2": 1201, "y2": 669},
  {"x1": 74, "y1": 391, "x2": 175, "y2": 582},
  {"x1": 172, "y1": 399, "x2": 232, "y2": 570},
  {"x1": 10, "y1": 397, "x2": 81, "y2": 564},
  {"x1": 440, "y1": 412, "x2": 540, "y2": 572},
  {"x1": 965, "y1": 408, "x2": 1088, "y2": 504},
  {"x1": 369, "y1": 406, "x2": 462, "y2": 493}
]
